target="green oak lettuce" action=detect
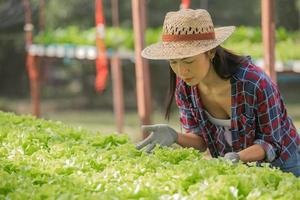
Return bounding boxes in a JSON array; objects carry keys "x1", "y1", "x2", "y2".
[{"x1": 0, "y1": 111, "x2": 299, "y2": 199}]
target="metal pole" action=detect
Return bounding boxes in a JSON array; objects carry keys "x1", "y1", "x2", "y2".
[
  {"x1": 200, "y1": 0, "x2": 208, "y2": 9},
  {"x1": 28, "y1": 55, "x2": 41, "y2": 117},
  {"x1": 132, "y1": 0, "x2": 152, "y2": 138},
  {"x1": 139, "y1": 0, "x2": 152, "y2": 124},
  {"x1": 23, "y1": 0, "x2": 41, "y2": 117},
  {"x1": 23, "y1": 0, "x2": 33, "y2": 47},
  {"x1": 111, "y1": 56, "x2": 124, "y2": 133},
  {"x1": 39, "y1": 0, "x2": 45, "y2": 32},
  {"x1": 261, "y1": 0, "x2": 276, "y2": 82},
  {"x1": 111, "y1": 0, "x2": 120, "y2": 27},
  {"x1": 111, "y1": 0, "x2": 124, "y2": 133}
]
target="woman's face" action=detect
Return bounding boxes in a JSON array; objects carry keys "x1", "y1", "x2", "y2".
[{"x1": 169, "y1": 53, "x2": 211, "y2": 86}]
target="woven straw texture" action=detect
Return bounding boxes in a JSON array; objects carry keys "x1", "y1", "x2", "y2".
[{"x1": 141, "y1": 9, "x2": 235, "y2": 60}]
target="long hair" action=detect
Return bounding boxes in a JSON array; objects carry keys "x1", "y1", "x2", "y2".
[{"x1": 164, "y1": 45, "x2": 245, "y2": 120}]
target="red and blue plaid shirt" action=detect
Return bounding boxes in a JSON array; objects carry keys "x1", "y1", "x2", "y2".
[{"x1": 175, "y1": 58, "x2": 300, "y2": 165}]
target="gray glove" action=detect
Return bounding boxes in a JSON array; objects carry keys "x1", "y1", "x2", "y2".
[
  {"x1": 224, "y1": 152, "x2": 240, "y2": 163},
  {"x1": 136, "y1": 124, "x2": 178, "y2": 153}
]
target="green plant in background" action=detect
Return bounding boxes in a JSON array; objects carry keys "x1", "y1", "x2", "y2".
[
  {"x1": 145, "y1": 27, "x2": 162, "y2": 46},
  {"x1": 0, "y1": 111, "x2": 300, "y2": 199},
  {"x1": 226, "y1": 26, "x2": 262, "y2": 43},
  {"x1": 223, "y1": 26, "x2": 300, "y2": 61},
  {"x1": 33, "y1": 26, "x2": 300, "y2": 61}
]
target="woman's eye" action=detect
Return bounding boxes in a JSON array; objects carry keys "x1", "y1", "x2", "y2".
[{"x1": 184, "y1": 61, "x2": 194, "y2": 64}]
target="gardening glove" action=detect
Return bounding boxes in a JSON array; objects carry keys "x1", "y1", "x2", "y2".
[
  {"x1": 136, "y1": 124, "x2": 178, "y2": 153},
  {"x1": 224, "y1": 152, "x2": 240, "y2": 164}
]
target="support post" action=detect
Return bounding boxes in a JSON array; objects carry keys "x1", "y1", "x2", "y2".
[
  {"x1": 111, "y1": 56, "x2": 124, "y2": 133},
  {"x1": 23, "y1": 0, "x2": 41, "y2": 117},
  {"x1": 39, "y1": 0, "x2": 45, "y2": 32},
  {"x1": 132, "y1": 0, "x2": 152, "y2": 138},
  {"x1": 111, "y1": 0, "x2": 124, "y2": 133},
  {"x1": 111, "y1": 0, "x2": 120, "y2": 27},
  {"x1": 27, "y1": 55, "x2": 41, "y2": 117},
  {"x1": 262, "y1": 0, "x2": 276, "y2": 82}
]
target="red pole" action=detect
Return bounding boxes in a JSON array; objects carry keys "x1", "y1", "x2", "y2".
[
  {"x1": 180, "y1": 0, "x2": 191, "y2": 9},
  {"x1": 23, "y1": 0, "x2": 41, "y2": 117},
  {"x1": 95, "y1": 0, "x2": 109, "y2": 93},
  {"x1": 261, "y1": 0, "x2": 276, "y2": 82},
  {"x1": 132, "y1": 0, "x2": 152, "y2": 138}
]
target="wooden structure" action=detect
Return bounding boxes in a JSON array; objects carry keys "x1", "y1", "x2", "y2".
[
  {"x1": 132, "y1": 0, "x2": 152, "y2": 138},
  {"x1": 23, "y1": 0, "x2": 128, "y2": 133},
  {"x1": 261, "y1": 0, "x2": 276, "y2": 82},
  {"x1": 111, "y1": 0, "x2": 124, "y2": 133},
  {"x1": 23, "y1": 0, "x2": 41, "y2": 117},
  {"x1": 23, "y1": 0, "x2": 276, "y2": 136}
]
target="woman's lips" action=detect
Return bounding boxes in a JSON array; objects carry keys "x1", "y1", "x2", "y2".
[{"x1": 184, "y1": 77, "x2": 193, "y2": 82}]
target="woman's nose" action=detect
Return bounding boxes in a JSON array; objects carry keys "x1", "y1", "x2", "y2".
[{"x1": 179, "y1": 65, "x2": 190, "y2": 75}]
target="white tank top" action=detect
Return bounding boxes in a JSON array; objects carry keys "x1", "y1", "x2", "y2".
[{"x1": 204, "y1": 110, "x2": 232, "y2": 146}]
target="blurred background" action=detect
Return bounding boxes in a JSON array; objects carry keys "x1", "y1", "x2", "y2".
[{"x1": 0, "y1": 0, "x2": 300, "y2": 142}]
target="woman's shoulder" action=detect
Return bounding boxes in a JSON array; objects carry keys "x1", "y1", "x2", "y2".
[{"x1": 233, "y1": 56, "x2": 275, "y2": 89}]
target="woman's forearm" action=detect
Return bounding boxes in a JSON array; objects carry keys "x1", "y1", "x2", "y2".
[
  {"x1": 237, "y1": 144, "x2": 266, "y2": 162},
  {"x1": 177, "y1": 132, "x2": 207, "y2": 152}
]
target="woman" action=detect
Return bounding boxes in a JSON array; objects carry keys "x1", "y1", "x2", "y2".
[{"x1": 136, "y1": 9, "x2": 300, "y2": 176}]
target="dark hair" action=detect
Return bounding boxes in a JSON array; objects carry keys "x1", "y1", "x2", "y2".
[{"x1": 164, "y1": 45, "x2": 245, "y2": 120}]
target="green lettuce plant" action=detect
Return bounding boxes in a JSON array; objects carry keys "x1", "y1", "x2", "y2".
[{"x1": 0, "y1": 111, "x2": 299, "y2": 199}]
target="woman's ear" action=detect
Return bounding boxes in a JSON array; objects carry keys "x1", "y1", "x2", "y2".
[{"x1": 207, "y1": 49, "x2": 216, "y2": 60}]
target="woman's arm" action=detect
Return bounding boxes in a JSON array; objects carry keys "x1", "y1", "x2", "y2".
[
  {"x1": 177, "y1": 132, "x2": 207, "y2": 152},
  {"x1": 238, "y1": 144, "x2": 266, "y2": 162}
]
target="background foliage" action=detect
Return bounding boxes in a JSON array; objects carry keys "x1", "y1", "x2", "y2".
[{"x1": 0, "y1": 0, "x2": 300, "y2": 112}]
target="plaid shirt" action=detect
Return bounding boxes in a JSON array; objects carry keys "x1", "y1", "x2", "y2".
[{"x1": 175, "y1": 58, "x2": 300, "y2": 165}]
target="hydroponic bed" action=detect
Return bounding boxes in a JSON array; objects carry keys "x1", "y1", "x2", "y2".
[{"x1": 0, "y1": 111, "x2": 299, "y2": 199}]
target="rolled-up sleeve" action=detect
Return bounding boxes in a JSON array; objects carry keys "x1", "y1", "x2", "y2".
[
  {"x1": 253, "y1": 139, "x2": 276, "y2": 162},
  {"x1": 254, "y1": 78, "x2": 282, "y2": 162}
]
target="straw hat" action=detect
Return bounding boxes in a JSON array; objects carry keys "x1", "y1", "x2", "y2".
[{"x1": 141, "y1": 9, "x2": 235, "y2": 60}]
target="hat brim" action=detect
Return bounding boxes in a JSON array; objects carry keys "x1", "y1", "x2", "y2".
[{"x1": 141, "y1": 26, "x2": 235, "y2": 60}]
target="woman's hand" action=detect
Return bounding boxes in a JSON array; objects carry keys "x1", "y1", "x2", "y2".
[
  {"x1": 135, "y1": 124, "x2": 178, "y2": 153},
  {"x1": 224, "y1": 144, "x2": 266, "y2": 164},
  {"x1": 224, "y1": 152, "x2": 240, "y2": 163}
]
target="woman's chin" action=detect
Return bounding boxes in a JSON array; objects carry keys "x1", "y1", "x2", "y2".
[{"x1": 185, "y1": 81, "x2": 197, "y2": 86}]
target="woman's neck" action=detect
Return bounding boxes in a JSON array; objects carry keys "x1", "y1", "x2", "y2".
[{"x1": 198, "y1": 65, "x2": 229, "y2": 93}]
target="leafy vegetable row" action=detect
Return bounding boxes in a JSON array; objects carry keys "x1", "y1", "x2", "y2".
[{"x1": 0, "y1": 111, "x2": 299, "y2": 199}]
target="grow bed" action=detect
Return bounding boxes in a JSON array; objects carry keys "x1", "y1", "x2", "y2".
[{"x1": 0, "y1": 111, "x2": 299, "y2": 199}]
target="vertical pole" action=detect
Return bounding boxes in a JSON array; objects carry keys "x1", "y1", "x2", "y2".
[
  {"x1": 262, "y1": 0, "x2": 276, "y2": 82},
  {"x1": 132, "y1": 0, "x2": 152, "y2": 138},
  {"x1": 23, "y1": 0, "x2": 33, "y2": 47},
  {"x1": 111, "y1": 0, "x2": 120, "y2": 27},
  {"x1": 111, "y1": 0, "x2": 124, "y2": 133},
  {"x1": 200, "y1": 0, "x2": 208, "y2": 9},
  {"x1": 139, "y1": 0, "x2": 152, "y2": 124},
  {"x1": 23, "y1": 0, "x2": 41, "y2": 117},
  {"x1": 95, "y1": 0, "x2": 109, "y2": 92},
  {"x1": 27, "y1": 55, "x2": 41, "y2": 117},
  {"x1": 39, "y1": 0, "x2": 45, "y2": 32},
  {"x1": 111, "y1": 57, "x2": 124, "y2": 133},
  {"x1": 180, "y1": 0, "x2": 191, "y2": 9}
]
